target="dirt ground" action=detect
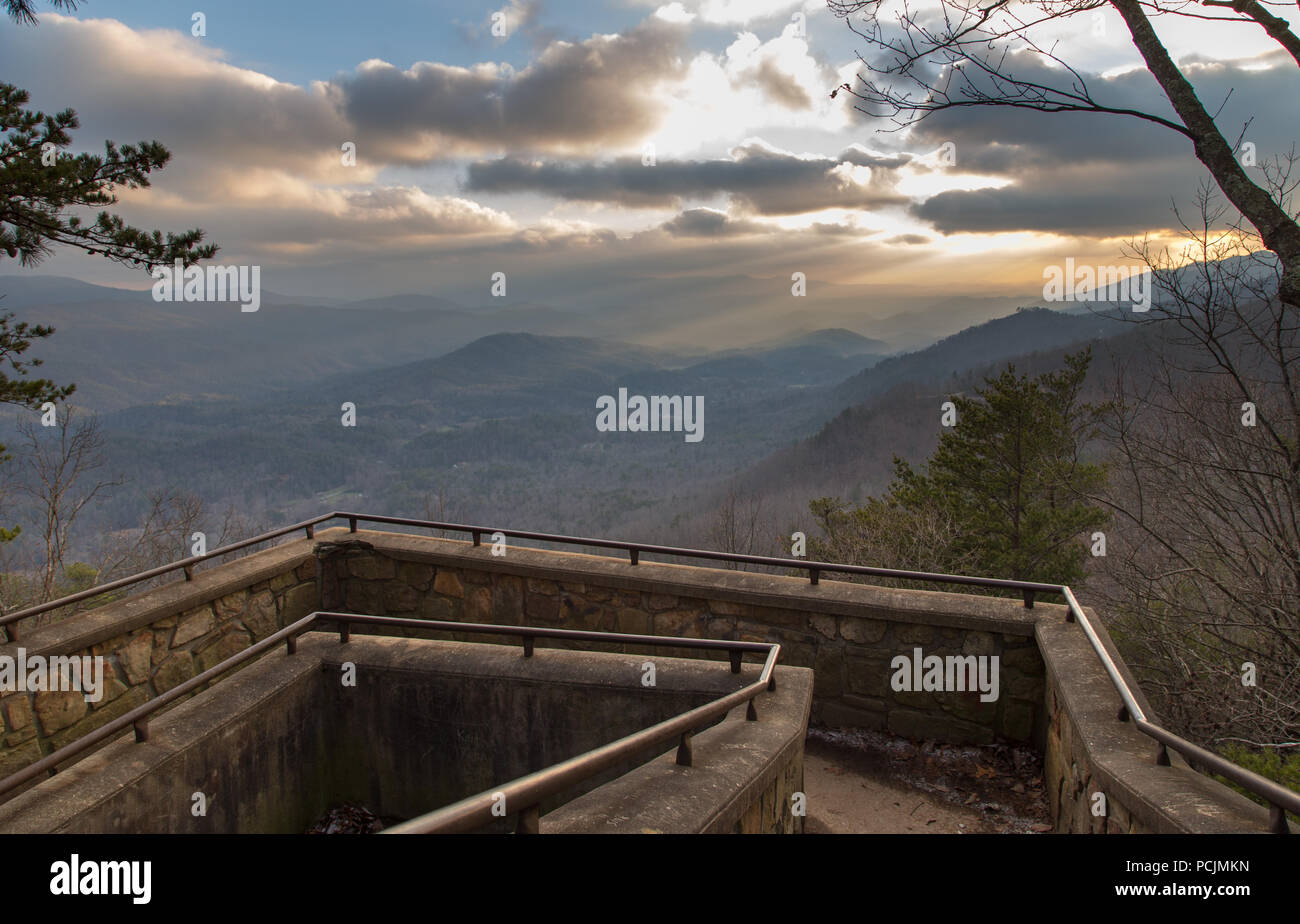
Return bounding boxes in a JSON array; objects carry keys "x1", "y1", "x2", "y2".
[
  {"x1": 308, "y1": 727, "x2": 1053, "y2": 834},
  {"x1": 802, "y1": 726, "x2": 1052, "y2": 834}
]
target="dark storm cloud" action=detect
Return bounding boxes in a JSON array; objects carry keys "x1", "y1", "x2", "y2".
[
  {"x1": 661, "y1": 209, "x2": 763, "y2": 236},
  {"x1": 903, "y1": 50, "x2": 1297, "y2": 234},
  {"x1": 328, "y1": 20, "x2": 688, "y2": 162},
  {"x1": 913, "y1": 158, "x2": 1192, "y2": 233},
  {"x1": 465, "y1": 142, "x2": 910, "y2": 213}
]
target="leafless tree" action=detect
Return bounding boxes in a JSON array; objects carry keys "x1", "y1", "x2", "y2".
[
  {"x1": 421, "y1": 485, "x2": 459, "y2": 538},
  {"x1": 709, "y1": 483, "x2": 769, "y2": 567},
  {"x1": 1089, "y1": 184, "x2": 1300, "y2": 747},
  {"x1": 829, "y1": 0, "x2": 1300, "y2": 308},
  {"x1": 10, "y1": 405, "x2": 120, "y2": 602},
  {"x1": 0, "y1": 403, "x2": 262, "y2": 620},
  {"x1": 93, "y1": 490, "x2": 202, "y2": 579}
]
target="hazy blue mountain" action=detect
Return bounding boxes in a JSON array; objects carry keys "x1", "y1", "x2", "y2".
[
  {"x1": 0, "y1": 277, "x2": 595, "y2": 410},
  {"x1": 37, "y1": 306, "x2": 1135, "y2": 547},
  {"x1": 730, "y1": 316, "x2": 1145, "y2": 520},
  {"x1": 745, "y1": 328, "x2": 888, "y2": 356},
  {"x1": 0, "y1": 269, "x2": 1158, "y2": 558},
  {"x1": 833, "y1": 307, "x2": 1127, "y2": 409},
  {"x1": 0, "y1": 274, "x2": 145, "y2": 306}
]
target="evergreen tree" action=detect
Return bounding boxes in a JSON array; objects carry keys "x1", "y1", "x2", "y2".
[
  {"x1": 894, "y1": 349, "x2": 1108, "y2": 583},
  {"x1": 0, "y1": 12, "x2": 216, "y2": 538},
  {"x1": 812, "y1": 349, "x2": 1109, "y2": 586},
  {"x1": 4, "y1": 0, "x2": 79, "y2": 27},
  {"x1": 0, "y1": 83, "x2": 216, "y2": 269}
]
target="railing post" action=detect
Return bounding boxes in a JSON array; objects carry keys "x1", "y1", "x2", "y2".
[
  {"x1": 348, "y1": 517, "x2": 357, "y2": 533},
  {"x1": 183, "y1": 565, "x2": 194, "y2": 581},
  {"x1": 305, "y1": 524, "x2": 315, "y2": 539},
  {"x1": 472, "y1": 531, "x2": 481, "y2": 547},
  {"x1": 340, "y1": 623, "x2": 351, "y2": 644},
  {"x1": 1155, "y1": 742, "x2": 1170, "y2": 766},
  {"x1": 287, "y1": 634, "x2": 297, "y2": 655},
  {"x1": 746, "y1": 699, "x2": 758, "y2": 721},
  {"x1": 133, "y1": 719, "x2": 149, "y2": 743},
  {"x1": 629, "y1": 548, "x2": 639, "y2": 566},
  {"x1": 516, "y1": 804, "x2": 540, "y2": 835},
  {"x1": 729, "y1": 650, "x2": 742, "y2": 673},
  {"x1": 1022, "y1": 589, "x2": 1034, "y2": 609},
  {"x1": 768, "y1": 673, "x2": 777, "y2": 692},
  {"x1": 523, "y1": 636, "x2": 534, "y2": 658},
  {"x1": 1270, "y1": 804, "x2": 1290, "y2": 834},
  {"x1": 676, "y1": 732, "x2": 693, "y2": 767},
  {"x1": 4, "y1": 622, "x2": 16, "y2": 644},
  {"x1": 809, "y1": 568, "x2": 819, "y2": 586},
  {"x1": 1116, "y1": 704, "x2": 1129, "y2": 722}
]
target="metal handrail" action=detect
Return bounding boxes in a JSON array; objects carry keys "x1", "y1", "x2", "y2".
[
  {"x1": 0, "y1": 611, "x2": 318, "y2": 802},
  {"x1": 0, "y1": 509, "x2": 1054, "y2": 645},
  {"x1": 334, "y1": 510, "x2": 1064, "y2": 597},
  {"x1": 0, "y1": 610, "x2": 779, "y2": 829},
  {"x1": 0, "y1": 514, "x2": 335, "y2": 642},
  {"x1": 0, "y1": 509, "x2": 1294, "y2": 831},
  {"x1": 1059, "y1": 588, "x2": 1299, "y2": 833},
  {"x1": 383, "y1": 643, "x2": 780, "y2": 834}
]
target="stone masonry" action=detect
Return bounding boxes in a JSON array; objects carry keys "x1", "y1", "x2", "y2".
[{"x1": 0, "y1": 550, "x2": 318, "y2": 782}]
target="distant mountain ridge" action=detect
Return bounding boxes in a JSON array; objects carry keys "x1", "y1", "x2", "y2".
[
  {"x1": 833, "y1": 307, "x2": 1127, "y2": 408},
  {"x1": 0, "y1": 275, "x2": 1120, "y2": 424}
]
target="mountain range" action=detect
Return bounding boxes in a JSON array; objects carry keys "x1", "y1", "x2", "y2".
[{"x1": 0, "y1": 272, "x2": 1143, "y2": 559}]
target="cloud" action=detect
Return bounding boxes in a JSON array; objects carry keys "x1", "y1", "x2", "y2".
[
  {"x1": 654, "y1": 3, "x2": 697, "y2": 24},
  {"x1": 340, "y1": 187, "x2": 515, "y2": 235},
  {"x1": 455, "y1": 0, "x2": 545, "y2": 46},
  {"x1": 899, "y1": 49, "x2": 1299, "y2": 235},
  {"x1": 4, "y1": 13, "x2": 691, "y2": 180},
  {"x1": 465, "y1": 140, "x2": 909, "y2": 213},
  {"x1": 12, "y1": 5, "x2": 1281, "y2": 302},
  {"x1": 752, "y1": 57, "x2": 812, "y2": 108},
  {"x1": 720, "y1": 25, "x2": 836, "y2": 111},
  {"x1": 696, "y1": 0, "x2": 807, "y2": 26},
  {"x1": 910, "y1": 160, "x2": 1189, "y2": 234},
  {"x1": 661, "y1": 208, "x2": 762, "y2": 236},
  {"x1": 326, "y1": 20, "x2": 688, "y2": 162},
  {"x1": 2, "y1": 15, "x2": 355, "y2": 186},
  {"x1": 886, "y1": 233, "x2": 933, "y2": 245}
]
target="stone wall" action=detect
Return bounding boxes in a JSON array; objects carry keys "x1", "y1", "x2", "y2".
[
  {"x1": 321, "y1": 530, "x2": 1288, "y2": 834},
  {"x1": 543, "y1": 641, "x2": 811, "y2": 834},
  {"x1": 734, "y1": 746, "x2": 805, "y2": 834},
  {"x1": 0, "y1": 539, "x2": 319, "y2": 783},
  {"x1": 2, "y1": 523, "x2": 1283, "y2": 834},
  {"x1": 320, "y1": 529, "x2": 1048, "y2": 747},
  {"x1": 1036, "y1": 615, "x2": 1285, "y2": 834},
  {"x1": 0, "y1": 634, "x2": 812, "y2": 834}
]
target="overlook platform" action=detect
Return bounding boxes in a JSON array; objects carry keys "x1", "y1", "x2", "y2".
[{"x1": 0, "y1": 516, "x2": 1290, "y2": 834}]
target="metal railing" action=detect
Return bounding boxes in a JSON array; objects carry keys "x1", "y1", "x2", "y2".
[
  {"x1": 0, "y1": 510, "x2": 1294, "y2": 832},
  {"x1": 0, "y1": 514, "x2": 336, "y2": 643},
  {"x1": 372, "y1": 617, "x2": 779, "y2": 834},
  {"x1": 0, "y1": 610, "x2": 779, "y2": 832}
]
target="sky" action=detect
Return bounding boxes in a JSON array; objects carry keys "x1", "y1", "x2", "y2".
[{"x1": 0, "y1": 0, "x2": 1294, "y2": 341}]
